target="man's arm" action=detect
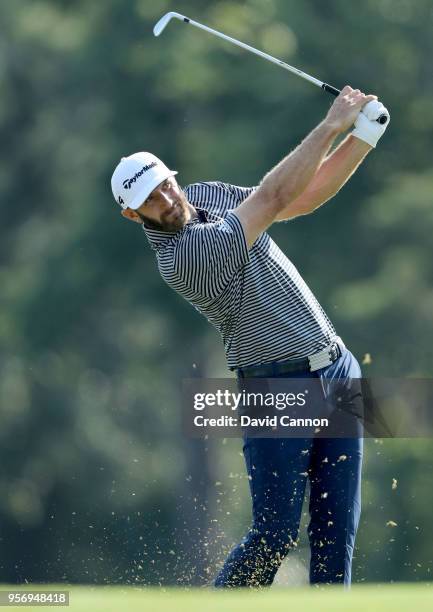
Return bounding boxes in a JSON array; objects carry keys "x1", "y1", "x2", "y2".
[
  {"x1": 275, "y1": 135, "x2": 372, "y2": 221},
  {"x1": 233, "y1": 86, "x2": 377, "y2": 248}
]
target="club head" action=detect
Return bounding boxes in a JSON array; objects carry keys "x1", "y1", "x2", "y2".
[{"x1": 153, "y1": 12, "x2": 185, "y2": 37}]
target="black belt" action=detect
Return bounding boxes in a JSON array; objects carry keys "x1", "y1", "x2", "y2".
[{"x1": 236, "y1": 342, "x2": 342, "y2": 378}]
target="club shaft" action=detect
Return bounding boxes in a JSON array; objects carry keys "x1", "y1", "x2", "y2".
[{"x1": 183, "y1": 16, "x2": 325, "y2": 90}]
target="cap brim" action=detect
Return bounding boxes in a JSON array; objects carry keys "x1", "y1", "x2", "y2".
[{"x1": 128, "y1": 171, "x2": 178, "y2": 210}]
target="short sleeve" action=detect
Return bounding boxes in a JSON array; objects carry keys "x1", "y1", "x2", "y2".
[
  {"x1": 226, "y1": 184, "x2": 258, "y2": 203},
  {"x1": 174, "y1": 211, "x2": 250, "y2": 300},
  {"x1": 183, "y1": 182, "x2": 258, "y2": 215}
]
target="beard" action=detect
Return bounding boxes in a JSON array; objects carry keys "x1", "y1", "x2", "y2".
[{"x1": 138, "y1": 195, "x2": 190, "y2": 232}]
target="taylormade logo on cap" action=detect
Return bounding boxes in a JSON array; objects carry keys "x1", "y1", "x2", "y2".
[
  {"x1": 111, "y1": 152, "x2": 178, "y2": 210},
  {"x1": 122, "y1": 162, "x2": 158, "y2": 190}
]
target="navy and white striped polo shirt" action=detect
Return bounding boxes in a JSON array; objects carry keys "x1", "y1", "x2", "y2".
[{"x1": 143, "y1": 181, "x2": 338, "y2": 370}]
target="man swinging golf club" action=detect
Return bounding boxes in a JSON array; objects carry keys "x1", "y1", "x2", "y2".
[{"x1": 111, "y1": 86, "x2": 390, "y2": 587}]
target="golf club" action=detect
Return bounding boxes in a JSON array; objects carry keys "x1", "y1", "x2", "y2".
[{"x1": 153, "y1": 11, "x2": 388, "y2": 125}]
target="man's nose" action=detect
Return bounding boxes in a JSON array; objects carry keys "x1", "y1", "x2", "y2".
[{"x1": 159, "y1": 190, "x2": 175, "y2": 206}]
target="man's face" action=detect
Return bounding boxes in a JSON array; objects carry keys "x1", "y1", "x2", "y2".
[{"x1": 122, "y1": 176, "x2": 191, "y2": 232}]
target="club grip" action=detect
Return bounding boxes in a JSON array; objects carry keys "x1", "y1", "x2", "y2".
[
  {"x1": 322, "y1": 83, "x2": 341, "y2": 97},
  {"x1": 322, "y1": 83, "x2": 388, "y2": 124}
]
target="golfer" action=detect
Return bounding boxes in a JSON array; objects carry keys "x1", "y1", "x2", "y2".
[{"x1": 111, "y1": 86, "x2": 389, "y2": 587}]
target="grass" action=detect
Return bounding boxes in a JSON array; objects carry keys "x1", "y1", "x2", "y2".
[{"x1": 2, "y1": 583, "x2": 432, "y2": 612}]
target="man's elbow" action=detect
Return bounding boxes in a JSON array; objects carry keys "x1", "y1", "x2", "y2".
[
  {"x1": 258, "y1": 179, "x2": 301, "y2": 214},
  {"x1": 304, "y1": 191, "x2": 335, "y2": 214},
  {"x1": 276, "y1": 190, "x2": 336, "y2": 221},
  {"x1": 254, "y1": 182, "x2": 286, "y2": 215}
]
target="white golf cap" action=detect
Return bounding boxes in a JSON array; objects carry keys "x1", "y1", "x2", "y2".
[{"x1": 111, "y1": 152, "x2": 178, "y2": 210}]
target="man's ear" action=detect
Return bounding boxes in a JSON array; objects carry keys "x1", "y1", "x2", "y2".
[{"x1": 121, "y1": 209, "x2": 142, "y2": 224}]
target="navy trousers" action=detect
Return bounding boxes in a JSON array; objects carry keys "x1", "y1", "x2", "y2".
[{"x1": 214, "y1": 347, "x2": 363, "y2": 588}]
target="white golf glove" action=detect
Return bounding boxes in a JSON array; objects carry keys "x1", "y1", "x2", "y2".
[{"x1": 352, "y1": 100, "x2": 390, "y2": 147}]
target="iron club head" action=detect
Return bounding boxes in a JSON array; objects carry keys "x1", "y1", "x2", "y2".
[{"x1": 153, "y1": 12, "x2": 186, "y2": 37}]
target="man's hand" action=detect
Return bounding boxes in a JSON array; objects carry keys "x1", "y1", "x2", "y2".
[
  {"x1": 352, "y1": 100, "x2": 390, "y2": 147},
  {"x1": 325, "y1": 85, "x2": 377, "y2": 134}
]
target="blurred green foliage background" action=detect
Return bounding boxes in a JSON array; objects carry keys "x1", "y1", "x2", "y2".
[{"x1": 0, "y1": 0, "x2": 432, "y2": 586}]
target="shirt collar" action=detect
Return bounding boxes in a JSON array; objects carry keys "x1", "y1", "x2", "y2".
[{"x1": 142, "y1": 207, "x2": 209, "y2": 251}]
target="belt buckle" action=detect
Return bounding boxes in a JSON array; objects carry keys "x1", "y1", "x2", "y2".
[{"x1": 308, "y1": 344, "x2": 335, "y2": 372}]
